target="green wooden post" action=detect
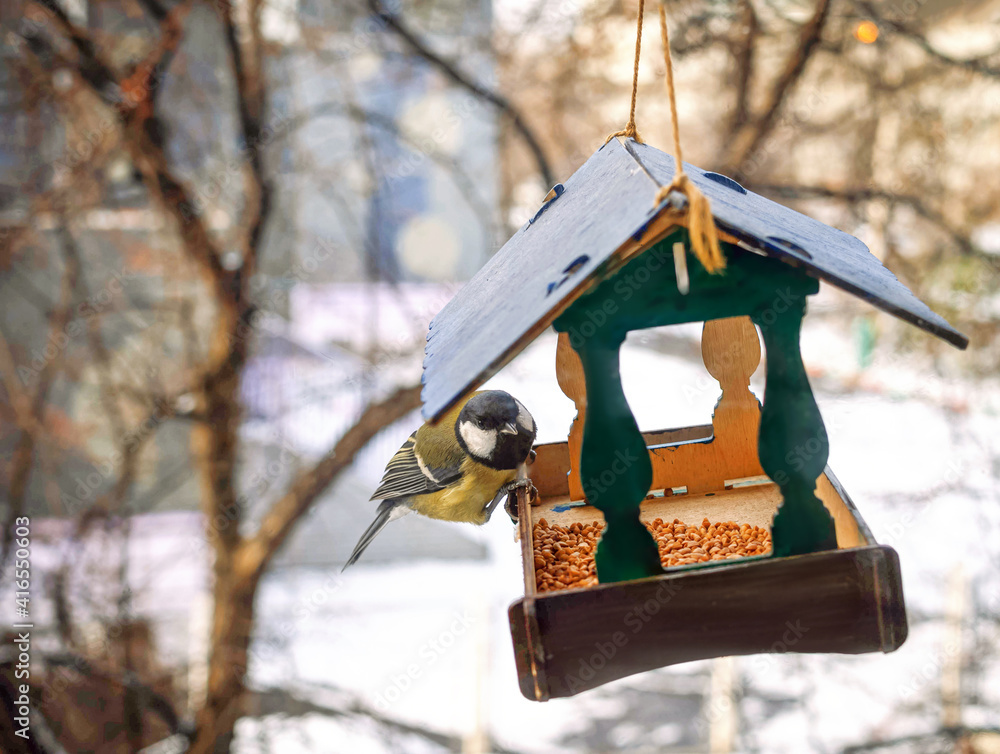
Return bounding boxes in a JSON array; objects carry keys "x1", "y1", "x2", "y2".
[
  {"x1": 576, "y1": 332, "x2": 663, "y2": 582},
  {"x1": 753, "y1": 294, "x2": 837, "y2": 557}
]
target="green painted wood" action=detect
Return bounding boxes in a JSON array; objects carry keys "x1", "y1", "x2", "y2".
[
  {"x1": 575, "y1": 334, "x2": 663, "y2": 582},
  {"x1": 555, "y1": 230, "x2": 837, "y2": 582},
  {"x1": 754, "y1": 298, "x2": 838, "y2": 556}
]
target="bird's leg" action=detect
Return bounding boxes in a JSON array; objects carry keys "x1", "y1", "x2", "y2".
[
  {"x1": 483, "y1": 478, "x2": 536, "y2": 522},
  {"x1": 502, "y1": 478, "x2": 538, "y2": 523},
  {"x1": 482, "y1": 488, "x2": 506, "y2": 522}
]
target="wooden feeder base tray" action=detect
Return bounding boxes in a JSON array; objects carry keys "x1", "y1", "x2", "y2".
[{"x1": 509, "y1": 437, "x2": 907, "y2": 701}]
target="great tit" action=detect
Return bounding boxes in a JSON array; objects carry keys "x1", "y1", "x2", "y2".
[{"x1": 343, "y1": 390, "x2": 536, "y2": 569}]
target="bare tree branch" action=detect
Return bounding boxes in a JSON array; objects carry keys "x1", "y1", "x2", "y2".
[
  {"x1": 56, "y1": 223, "x2": 163, "y2": 542},
  {"x1": 727, "y1": 0, "x2": 759, "y2": 136},
  {"x1": 1, "y1": 233, "x2": 79, "y2": 562},
  {"x1": 238, "y1": 383, "x2": 423, "y2": 584},
  {"x1": 366, "y1": 0, "x2": 555, "y2": 189},
  {"x1": 41, "y1": 651, "x2": 185, "y2": 738},
  {"x1": 721, "y1": 0, "x2": 831, "y2": 178},
  {"x1": 279, "y1": 100, "x2": 498, "y2": 245},
  {"x1": 22, "y1": 0, "x2": 227, "y2": 304},
  {"x1": 135, "y1": 0, "x2": 169, "y2": 23},
  {"x1": 217, "y1": 0, "x2": 272, "y2": 272},
  {"x1": 29, "y1": 0, "x2": 121, "y2": 103}
]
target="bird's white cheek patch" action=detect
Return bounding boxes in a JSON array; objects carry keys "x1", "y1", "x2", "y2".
[
  {"x1": 460, "y1": 423, "x2": 498, "y2": 459},
  {"x1": 515, "y1": 401, "x2": 534, "y2": 433}
]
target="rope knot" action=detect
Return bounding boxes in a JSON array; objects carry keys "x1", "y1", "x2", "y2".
[
  {"x1": 654, "y1": 168, "x2": 725, "y2": 275},
  {"x1": 604, "y1": 123, "x2": 644, "y2": 145}
]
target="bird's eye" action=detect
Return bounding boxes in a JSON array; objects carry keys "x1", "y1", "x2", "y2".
[{"x1": 477, "y1": 419, "x2": 485, "y2": 429}]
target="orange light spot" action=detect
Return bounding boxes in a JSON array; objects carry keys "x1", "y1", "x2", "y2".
[{"x1": 854, "y1": 20, "x2": 879, "y2": 44}]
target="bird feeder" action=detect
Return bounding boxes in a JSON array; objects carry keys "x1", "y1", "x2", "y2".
[{"x1": 420, "y1": 138, "x2": 968, "y2": 701}]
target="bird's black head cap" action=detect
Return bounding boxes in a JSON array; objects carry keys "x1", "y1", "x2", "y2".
[{"x1": 455, "y1": 390, "x2": 536, "y2": 470}]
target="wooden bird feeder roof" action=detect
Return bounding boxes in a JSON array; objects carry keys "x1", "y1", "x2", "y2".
[{"x1": 422, "y1": 138, "x2": 967, "y2": 423}]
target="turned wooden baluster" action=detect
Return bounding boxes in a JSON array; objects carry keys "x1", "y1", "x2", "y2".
[
  {"x1": 556, "y1": 332, "x2": 587, "y2": 501},
  {"x1": 753, "y1": 296, "x2": 838, "y2": 556},
  {"x1": 701, "y1": 315, "x2": 762, "y2": 464},
  {"x1": 574, "y1": 329, "x2": 663, "y2": 583}
]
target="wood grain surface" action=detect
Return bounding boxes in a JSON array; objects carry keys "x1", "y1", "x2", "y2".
[{"x1": 509, "y1": 542, "x2": 907, "y2": 700}]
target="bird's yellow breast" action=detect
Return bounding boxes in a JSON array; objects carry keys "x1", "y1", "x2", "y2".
[{"x1": 411, "y1": 458, "x2": 516, "y2": 525}]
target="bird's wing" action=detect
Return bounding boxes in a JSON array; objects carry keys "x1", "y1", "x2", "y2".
[{"x1": 369, "y1": 432, "x2": 463, "y2": 501}]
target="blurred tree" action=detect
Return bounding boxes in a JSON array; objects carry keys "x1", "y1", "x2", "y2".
[
  {"x1": 2, "y1": 0, "x2": 999, "y2": 752},
  {"x1": 0, "y1": 0, "x2": 447, "y2": 749}
]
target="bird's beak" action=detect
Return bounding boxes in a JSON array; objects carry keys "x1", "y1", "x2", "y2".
[{"x1": 501, "y1": 422, "x2": 518, "y2": 435}]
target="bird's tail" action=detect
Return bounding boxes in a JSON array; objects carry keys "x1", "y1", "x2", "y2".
[{"x1": 342, "y1": 500, "x2": 399, "y2": 570}]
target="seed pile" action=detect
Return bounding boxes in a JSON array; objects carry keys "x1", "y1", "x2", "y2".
[
  {"x1": 532, "y1": 520, "x2": 601, "y2": 592},
  {"x1": 532, "y1": 517, "x2": 772, "y2": 593}
]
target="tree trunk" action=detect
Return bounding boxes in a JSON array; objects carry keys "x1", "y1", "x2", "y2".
[
  {"x1": 191, "y1": 565, "x2": 256, "y2": 754},
  {"x1": 188, "y1": 306, "x2": 254, "y2": 754}
]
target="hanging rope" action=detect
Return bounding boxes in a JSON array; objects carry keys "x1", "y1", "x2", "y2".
[
  {"x1": 604, "y1": 0, "x2": 645, "y2": 144},
  {"x1": 604, "y1": 0, "x2": 725, "y2": 273},
  {"x1": 652, "y1": 1, "x2": 725, "y2": 273}
]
